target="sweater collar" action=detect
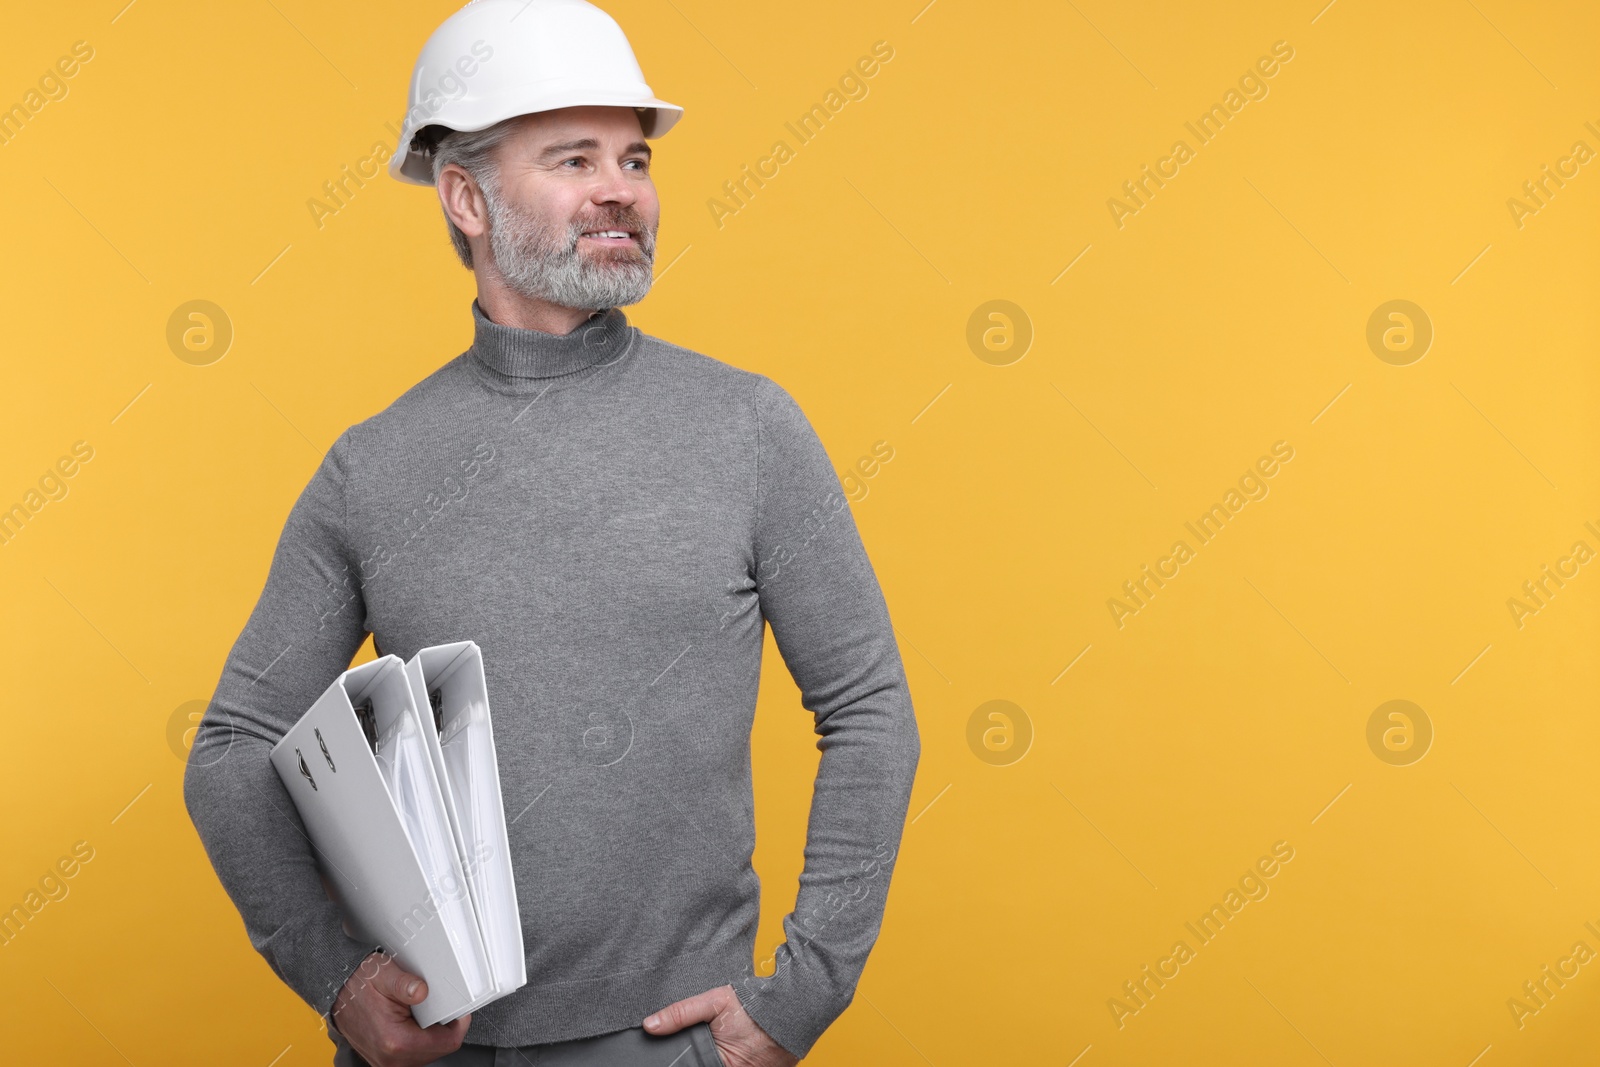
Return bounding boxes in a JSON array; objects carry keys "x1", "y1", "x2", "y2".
[{"x1": 468, "y1": 298, "x2": 632, "y2": 379}]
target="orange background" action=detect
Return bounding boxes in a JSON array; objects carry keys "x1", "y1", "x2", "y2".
[{"x1": 1, "y1": 1, "x2": 1596, "y2": 1063}]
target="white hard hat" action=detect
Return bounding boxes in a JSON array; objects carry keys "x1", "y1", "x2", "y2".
[{"x1": 388, "y1": 0, "x2": 683, "y2": 186}]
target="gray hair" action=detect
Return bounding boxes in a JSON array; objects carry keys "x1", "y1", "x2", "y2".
[{"x1": 424, "y1": 120, "x2": 521, "y2": 269}]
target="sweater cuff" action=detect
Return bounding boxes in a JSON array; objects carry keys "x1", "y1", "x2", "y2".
[
  {"x1": 731, "y1": 952, "x2": 852, "y2": 1060},
  {"x1": 258, "y1": 900, "x2": 381, "y2": 1019}
]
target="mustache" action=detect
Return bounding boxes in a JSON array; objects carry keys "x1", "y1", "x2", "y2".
[{"x1": 566, "y1": 209, "x2": 652, "y2": 240}]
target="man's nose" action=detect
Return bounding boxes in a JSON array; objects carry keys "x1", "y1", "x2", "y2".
[{"x1": 591, "y1": 162, "x2": 638, "y2": 206}]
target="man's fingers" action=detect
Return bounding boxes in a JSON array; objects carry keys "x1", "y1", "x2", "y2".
[
  {"x1": 360, "y1": 1011, "x2": 471, "y2": 1067},
  {"x1": 416, "y1": 1013, "x2": 472, "y2": 1050},
  {"x1": 370, "y1": 955, "x2": 429, "y2": 1006},
  {"x1": 643, "y1": 990, "x2": 720, "y2": 1035}
]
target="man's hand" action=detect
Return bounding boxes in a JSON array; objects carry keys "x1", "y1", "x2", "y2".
[
  {"x1": 330, "y1": 951, "x2": 472, "y2": 1067},
  {"x1": 644, "y1": 985, "x2": 799, "y2": 1067}
]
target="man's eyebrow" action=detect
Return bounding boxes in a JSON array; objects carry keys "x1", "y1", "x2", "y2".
[{"x1": 537, "y1": 138, "x2": 653, "y2": 161}]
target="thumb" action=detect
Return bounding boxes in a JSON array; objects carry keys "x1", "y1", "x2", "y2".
[
  {"x1": 375, "y1": 958, "x2": 429, "y2": 1006},
  {"x1": 643, "y1": 990, "x2": 719, "y2": 1035}
]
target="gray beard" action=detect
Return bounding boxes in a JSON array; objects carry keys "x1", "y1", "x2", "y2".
[{"x1": 483, "y1": 186, "x2": 656, "y2": 311}]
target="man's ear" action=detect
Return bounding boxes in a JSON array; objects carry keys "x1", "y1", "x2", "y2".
[{"x1": 438, "y1": 164, "x2": 489, "y2": 240}]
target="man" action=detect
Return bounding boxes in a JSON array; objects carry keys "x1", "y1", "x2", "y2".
[{"x1": 182, "y1": 2, "x2": 920, "y2": 1065}]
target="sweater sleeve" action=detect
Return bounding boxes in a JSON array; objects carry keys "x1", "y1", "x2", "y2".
[
  {"x1": 182, "y1": 429, "x2": 380, "y2": 1024},
  {"x1": 733, "y1": 376, "x2": 922, "y2": 1058}
]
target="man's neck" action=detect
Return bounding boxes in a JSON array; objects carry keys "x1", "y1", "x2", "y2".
[{"x1": 476, "y1": 283, "x2": 603, "y2": 337}]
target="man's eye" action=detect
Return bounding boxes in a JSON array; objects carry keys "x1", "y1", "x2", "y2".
[
  {"x1": 625, "y1": 159, "x2": 648, "y2": 170},
  {"x1": 561, "y1": 157, "x2": 584, "y2": 168}
]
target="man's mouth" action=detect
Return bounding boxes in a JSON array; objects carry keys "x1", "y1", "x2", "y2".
[{"x1": 579, "y1": 229, "x2": 636, "y2": 245}]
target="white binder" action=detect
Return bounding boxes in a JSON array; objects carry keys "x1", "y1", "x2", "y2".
[
  {"x1": 402, "y1": 642, "x2": 526, "y2": 998},
  {"x1": 268, "y1": 643, "x2": 526, "y2": 1027}
]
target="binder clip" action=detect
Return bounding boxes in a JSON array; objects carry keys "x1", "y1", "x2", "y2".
[
  {"x1": 315, "y1": 727, "x2": 337, "y2": 772},
  {"x1": 295, "y1": 748, "x2": 317, "y2": 791}
]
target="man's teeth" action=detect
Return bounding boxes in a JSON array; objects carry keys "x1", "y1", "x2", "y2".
[{"x1": 587, "y1": 230, "x2": 629, "y2": 238}]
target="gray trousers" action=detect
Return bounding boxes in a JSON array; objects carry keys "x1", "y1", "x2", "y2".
[{"x1": 333, "y1": 1023, "x2": 726, "y2": 1067}]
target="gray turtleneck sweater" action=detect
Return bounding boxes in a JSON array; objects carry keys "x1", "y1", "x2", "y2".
[{"x1": 182, "y1": 300, "x2": 920, "y2": 1059}]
